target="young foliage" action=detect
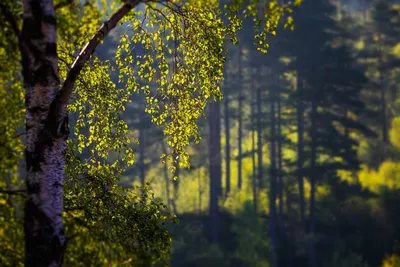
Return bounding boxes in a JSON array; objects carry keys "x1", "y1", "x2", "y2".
[{"x1": 0, "y1": 0, "x2": 301, "y2": 265}]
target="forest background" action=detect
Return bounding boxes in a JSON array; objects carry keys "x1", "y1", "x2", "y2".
[{"x1": 1, "y1": 0, "x2": 400, "y2": 266}]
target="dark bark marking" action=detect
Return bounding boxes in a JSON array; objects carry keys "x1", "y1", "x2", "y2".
[
  {"x1": 31, "y1": 1, "x2": 56, "y2": 25},
  {"x1": 45, "y1": 43, "x2": 58, "y2": 57},
  {"x1": 26, "y1": 182, "x2": 41, "y2": 195},
  {"x1": 48, "y1": 94, "x2": 70, "y2": 138},
  {"x1": 24, "y1": 198, "x2": 65, "y2": 266},
  {"x1": 26, "y1": 150, "x2": 42, "y2": 173},
  {"x1": 22, "y1": 18, "x2": 43, "y2": 39},
  {"x1": 25, "y1": 97, "x2": 68, "y2": 174},
  {"x1": 34, "y1": 61, "x2": 59, "y2": 85},
  {"x1": 27, "y1": 106, "x2": 48, "y2": 114}
]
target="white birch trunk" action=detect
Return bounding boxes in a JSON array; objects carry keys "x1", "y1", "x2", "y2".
[
  {"x1": 19, "y1": 0, "x2": 141, "y2": 265},
  {"x1": 21, "y1": 0, "x2": 67, "y2": 265}
]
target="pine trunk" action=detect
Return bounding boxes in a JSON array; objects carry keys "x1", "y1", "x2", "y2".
[
  {"x1": 309, "y1": 98, "x2": 318, "y2": 267},
  {"x1": 208, "y1": 101, "x2": 221, "y2": 243},
  {"x1": 257, "y1": 77, "x2": 263, "y2": 189},
  {"x1": 139, "y1": 106, "x2": 146, "y2": 187},
  {"x1": 296, "y1": 76, "x2": 306, "y2": 229},
  {"x1": 251, "y1": 71, "x2": 258, "y2": 212},
  {"x1": 161, "y1": 143, "x2": 171, "y2": 211},
  {"x1": 379, "y1": 69, "x2": 388, "y2": 144},
  {"x1": 172, "y1": 155, "x2": 179, "y2": 214},
  {"x1": 224, "y1": 75, "x2": 231, "y2": 197},
  {"x1": 277, "y1": 74, "x2": 284, "y2": 227},
  {"x1": 198, "y1": 167, "x2": 202, "y2": 213},
  {"x1": 269, "y1": 81, "x2": 278, "y2": 267},
  {"x1": 237, "y1": 49, "x2": 243, "y2": 190}
]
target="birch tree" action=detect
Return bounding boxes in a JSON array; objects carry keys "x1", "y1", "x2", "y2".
[{"x1": 0, "y1": 0, "x2": 300, "y2": 265}]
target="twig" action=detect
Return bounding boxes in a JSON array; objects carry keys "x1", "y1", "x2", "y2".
[
  {"x1": 64, "y1": 205, "x2": 84, "y2": 211},
  {"x1": 0, "y1": 188, "x2": 26, "y2": 196},
  {"x1": 54, "y1": 0, "x2": 74, "y2": 10},
  {"x1": 59, "y1": 0, "x2": 142, "y2": 107}
]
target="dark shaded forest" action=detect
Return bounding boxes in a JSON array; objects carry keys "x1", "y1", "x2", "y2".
[
  {"x1": 1, "y1": 0, "x2": 400, "y2": 266},
  {"x1": 133, "y1": 1, "x2": 400, "y2": 266}
]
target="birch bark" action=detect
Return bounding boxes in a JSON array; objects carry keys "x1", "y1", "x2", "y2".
[
  {"x1": 21, "y1": 1, "x2": 67, "y2": 265},
  {"x1": 20, "y1": 0, "x2": 141, "y2": 265}
]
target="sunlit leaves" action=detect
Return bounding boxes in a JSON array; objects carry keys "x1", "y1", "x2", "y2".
[
  {"x1": 115, "y1": 0, "x2": 300, "y2": 171},
  {"x1": 116, "y1": 1, "x2": 227, "y2": 169},
  {"x1": 227, "y1": 0, "x2": 301, "y2": 53},
  {"x1": 63, "y1": 162, "x2": 174, "y2": 265},
  {"x1": 58, "y1": 1, "x2": 174, "y2": 264},
  {"x1": 0, "y1": 2, "x2": 25, "y2": 263},
  {"x1": 0, "y1": 0, "x2": 303, "y2": 265},
  {"x1": 357, "y1": 162, "x2": 400, "y2": 193}
]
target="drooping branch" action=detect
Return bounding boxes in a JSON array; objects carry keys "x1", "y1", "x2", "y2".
[{"x1": 59, "y1": 0, "x2": 142, "y2": 106}]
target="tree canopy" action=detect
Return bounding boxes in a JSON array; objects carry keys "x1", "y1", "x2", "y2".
[{"x1": 0, "y1": 0, "x2": 300, "y2": 265}]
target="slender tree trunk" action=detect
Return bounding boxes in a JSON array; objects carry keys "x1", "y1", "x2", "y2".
[
  {"x1": 269, "y1": 81, "x2": 278, "y2": 267},
  {"x1": 172, "y1": 155, "x2": 179, "y2": 214},
  {"x1": 217, "y1": 106, "x2": 222, "y2": 198},
  {"x1": 224, "y1": 74, "x2": 231, "y2": 197},
  {"x1": 379, "y1": 68, "x2": 388, "y2": 144},
  {"x1": 257, "y1": 76, "x2": 264, "y2": 189},
  {"x1": 21, "y1": 1, "x2": 67, "y2": 265},
  {"x1": 19, "y1": 0, "x2": 141, "y2": 265},
  {"x1": 276, "y1": 74, "x2": 284, "y2": 227},
  {"x1": 251, "y1": 72, "x2": 258, "y2": 212},
  {"x1": 309, "y1": 98, "x2": 318, "y2": 267},
  {"x1": 161, "y1": 143, "x2": 171, "y2": 211},
  {"x1": 198, "y1": 167, "x2": 202, "y2": 213},
  {"x1": 139, "y1": 105, "x2": 146, "y2": 187},
  {"x1": 208, "y1": 101, "x2": 221, "y2": 244},
  {"x1": 296, "y1": 76, "x2": 306, "y2": 230},
  {"x1": 237, "y1": 49, "x2": 243, "y2": 189},
  {"x1": 165, "y1": 162, "x2": 171, "y2": 211}
]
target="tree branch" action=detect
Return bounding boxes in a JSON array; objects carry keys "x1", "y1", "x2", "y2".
[
  {"x1": 54, "y1": 0, "x2": 74, "y2": 10},
  {"x1": 59, "y1": 0, "x2": 142, "y2": 106},
  {"x1": 64, "y1": 206, "x2": 84, "y2": 212},
  {"x1": 0, "y1": 188, "x2": 26, "y2": 196}
]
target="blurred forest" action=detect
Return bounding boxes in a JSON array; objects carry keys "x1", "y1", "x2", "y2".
[
  {"x1": 121, "y1": 0, "x2": 400, "y2": 266},
  {"x1": 1, "y1": 0, "x2": 400, "y2": 266}
]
